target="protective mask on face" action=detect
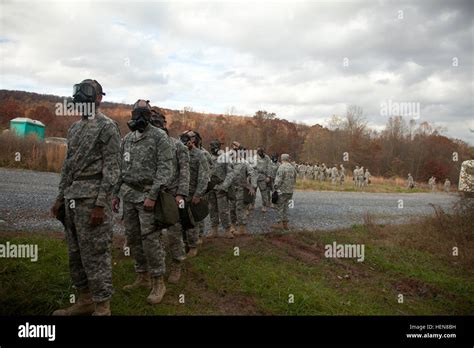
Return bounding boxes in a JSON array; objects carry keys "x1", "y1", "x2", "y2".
[{"x1": 127, "y1": 109, "x2": 150, "y2": 132}]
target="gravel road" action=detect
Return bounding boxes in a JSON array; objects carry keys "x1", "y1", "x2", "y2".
[{"x1": 0, "y1": 167, "x2": 460, "y2": 234}]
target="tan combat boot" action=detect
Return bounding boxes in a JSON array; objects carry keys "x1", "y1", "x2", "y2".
[
  {"x1": 92, "y1": 300, "x2": 111, "y2": 316},
  {"x1": 52, "y1": 288, "x2": 95, "y2": 316},
  {"x1": 222, "y1": 227, "x2": 234, "y2": 239},
  {"x1": 123, "y1": 272, "x2": 151, "y2": 291},
  {"x1": 261, "y1": 206, "x2": 267, "y2": 213},
  {"x1": 147, "y1": 276, "x2": 166, "y2": 304},
  {"x1": 168, "y1": 262, "x2": 182, "y2": 284},
  {"x1": 187, "y1": 247, "x2": 198, "y2": 257},
  {"x1": 206, "y1": 226, "x2": 218, "y2": 238}
]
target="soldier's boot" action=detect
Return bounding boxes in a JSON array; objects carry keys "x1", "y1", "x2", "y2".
[
  {"x1": 238, "y1": 225, "x2": 248, "y2": 236},
  {"x1": 52, "y1": 289, "x2": 94, "y2": 316},
  {"x1": 222, "y1": 227, "x2": 234, "y2": 239},
  {"x1": 123, "y1": 272, "x2": 151, "y2": 291},
  {"x1": 261, "y1": 206, "x2": 267, "y2": 213},
  {"x1": 206, "y1": 226, "x2": 218, "y2": 239},
  {"x1": 282, "y1": 221, "x2": 289, "y2": 230},
  {"x1": 187, "y1": 247, "x2": 198, "y2": 257},
  {"x1": 147, "y1": 276, "x2": 166, "y2": 305},
  {"x1": 92, "y1": 300, "x2": 111, "y2": 316},
  {"x1": 270, "y1": 222, "x2": 284, "y2": 230},
  {"x1": 168, "y1": 262, "x2": 182, "y2": 284}
]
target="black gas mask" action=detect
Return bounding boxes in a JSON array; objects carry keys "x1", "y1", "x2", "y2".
[
  {"x1": 210, "y1": 140, "x2": 221, "y2": 155},
  {"x1": 179, "y1": 133, "x2": 191, "y2": 145},
  {"x1": 72, "y1": 79, "x2": 105, "y2": 117},
  {"x1": 271, "y1": 154, "x2": 278, "y2": 163},
  {"x1": 128, "y1": 100, "x2": 151, "y2": 133},
  {"x1": 257, "y1": 148, "x2": 265, "y2": 157}
]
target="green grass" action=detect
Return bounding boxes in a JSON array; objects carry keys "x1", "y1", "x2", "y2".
[{"x1": 0, "y1": 222, "x2": 472, "y2": 315}]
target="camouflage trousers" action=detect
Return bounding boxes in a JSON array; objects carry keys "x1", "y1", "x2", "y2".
[
  {"x1": 227, "y1": 186, "x2": 237, "y2": 225},
  {"x1": 276, "y1": 193, "x2": 293, "y2": 223},
  {"x1": 162, "y1": 222, "x2": 186, "y2": 263},
  {"x1": 233, "y1": 186, "x2": 249, "y2": 225},
  {"x1": 184, "y1": 227, "x2": 199, "y2": 248},
  {"x1": 208, "y1": 189, "x2": 231, "y2": 229},
  {"x1": 123, "y1": 200, "x2": 165, "y2": 278},
  {"x1": 64, "y1": 197, "x2": 113, "y2": 302},
  {"x1": 257, "y1": 179, "x2": 270, "y2": 207}
]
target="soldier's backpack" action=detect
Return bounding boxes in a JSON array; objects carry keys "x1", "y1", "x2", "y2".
[{"x1": 154, "y1": 191, "x2": 180, "y2": 227}]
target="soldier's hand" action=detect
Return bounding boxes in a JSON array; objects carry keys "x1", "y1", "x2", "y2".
[
  {"x1": 248, "y1": 186, "x2": 256, "y2": 196},
  {"x1": 191, "y1": 196, "x2": 201, "y2": 205},
  {"x1": 143, "y1": 198, "x2": 156, "y2": 211},
  {"x1": 50, "y1": 199, "x2": 62, "y2": 218},
  {"x1": 112, "y1": 197, "x2": 120, "y2": 213},
  {"x1": 175, "y1": 195, "x2": 185, "y2": 208},
  {"x1": 90, "y1": 206, "x2": 105, "y2": 227}
]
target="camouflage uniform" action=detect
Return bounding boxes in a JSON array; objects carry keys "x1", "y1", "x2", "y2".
[
  {"x1": 115, "y1": 125, "x2": 174, "y2": 278},
  {"x1": 58, "y1": 111, "x2": 121, "y2": 302},
  {"x1": 407, "y1": 174, "x2": 415, "y2": 188},
  {"x1": 339, "y1": 164, "x2": 345, "y2": 185},
  {"x1": 232, "y1": 159, "x2": 258, "y2": 226},
  {"x1": 185, "y1": 147, "x2": 209, "y2": 247},
  {"x1": 458, "y1": 160, "x2": 474, "y2": 194},
  {"x1": 443, "y1": 179, "x2": 451, "y2": 193},
  {"x1": 208, "y1": 151, "x2": 234, "y2": 230},
  {"x1": 196, "y1": 147, "x2": 213, "y2": 238},
  {"x1": 428, "y1": 176, "x2": 436, "y2": 191},
  {"x1": 268, "y1": 160, "x2": 279, "y2": 204},
  {"x1": 274, "y1": 161, "x2": 297, "y2": 223},
  {"x1": 163, "y1": 136, "x2": 190, "y2": 263},
  {"x1": 255, "y1": 153, "x2": 272, "y2": 207}
]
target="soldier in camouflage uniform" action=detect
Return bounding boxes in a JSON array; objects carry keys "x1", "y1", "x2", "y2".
[
  {"x1": 458, "y1": 160, "x2": 473, "y2": 196},
  {"x1": 428, "y1": 176, "x2": 436, "y2": 191},
  {"x1": 407, "y1": 173, "x2": 415, "y2": 188},
  {"x1": 149, "y1": 111, "x2": 189, "y2": 284},
  {"x1": 180, "y1": 130, "x2": 210, "y2": 257},
  {"x1": 271, "y1": 154, "x2": 297, "y2": 230},
  {"x1": 339, "y1": 164, "x2": 345, "y2": 186},
  {"x1": 364, "y1": 168, "x2": 371, "y2": 187},
  {"x1": 206, "y1": 140, "x2": 235, "y2": 239},
  {"x1": 443, "y1": 178, "x2": 451, "y2": 193},
  {"x1": 331, "y1": 165, "x2": 338, "y2": 185},
  {"x1": 231, "y1": 145, "x2": 258, "y2": 235},
  {"x1": 268, "y1": 153, "x2": 279, "y2": 207},
  {"x1": 255, "y1": 146, "x2": 272, "y2": 212},
  {"x1": 194, "y1": 131, "x2": 212, "y2": 243},
  {"x1": 51, "y1": 79, "x2": 120, "y2": 316},
  {"x1": 112, "y1": 100, "x2": 174, "y2": 305}
]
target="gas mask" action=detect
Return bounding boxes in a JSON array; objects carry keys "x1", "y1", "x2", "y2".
[
  {"x1": 210, "y1": 140, "x2": 221, "y2": 155},
  {"x1": 128, "y1": 100, "x2": 151, "y2": 133},
  {"x1": 257, "y1": 148, "x2": 264, "y2": 157},
  {"x1": 271, "y1": 154, "x2": 278, "y2": 163},
  {"x1": 72, "y1": 79, "x2": 104, "y2": 117},
  {"x1": 179, "y1": 133, "x2": 191, "y2": 146}
]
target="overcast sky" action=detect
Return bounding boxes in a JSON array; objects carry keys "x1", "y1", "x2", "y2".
[{"x1": 1, "y1": 0, "x2": 473, "y2": 143}]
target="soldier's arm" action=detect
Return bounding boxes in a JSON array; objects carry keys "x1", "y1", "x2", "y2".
[
  {"x1": 113, "y1": 138, "x2": 125, "y2": 197},
  {"x1": 177, "y1": 143, "x2": 190, "y2": 197},
  {"x1": 247, "y1": 162, "x2": 258, "y2": 187},
  {"x1": 95, "y1": 124, "x2": 121, "y2": 207},
  {"x1": 274, "y1": 167, "x2": 283, "y2": 190},
  {"x1": 221, "y1": 162, "x2": 235, "y2": 190},
  {"x1": 148, "y1": 131, "x2": 174, "y2": 200},
  {"x1": 194, "y1": 154, "x2": 209, "y2": 197}
]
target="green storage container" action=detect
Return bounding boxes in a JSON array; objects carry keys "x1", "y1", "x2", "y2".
[{"x1": 9, "y1": 117, "x2": 45, "y2": 141}]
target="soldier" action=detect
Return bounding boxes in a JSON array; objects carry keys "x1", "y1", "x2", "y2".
[
  {"x1": 407, "y1": 173, "x2": 415, "y2": 189},
  {"x1": 180, "y1": 130, "x2": 210, "y2": 256},
  {"x1": 364, "y1": 168, "x2": 371, "y2": 187},
  {"x1": 428, "y1": 176, "x2": 436, "y2": 191},
  {"x1": 339, "y1": 164, "x2": 345, "y2": 186},
  {"x1": 271, "y1": 154, "x2": 297, "y2": 230},
  {"x1": 458, "y1": 160, "x2": 474, "y2": 196},
  {"x1": 444, "y1": 178, "x2": 451, "y2": 193},
  {"x1": 51, "y1": 79, "x2": 121, "y2": 316},
  {"x1": 255, "y1": 146, "x2": 272, "y2": 212},
  {"x1": 358, "y1": 166, "x2": 365, "y2": 188},
  {"x1": 268, "y1": 153, "x2": 280, "y2": 207},
  {"x1": 320, "y1": 163, "x2": 327, "y2": 181},
  {"x1": 231, "y1": 146, "x2": 258, "y2": 235},
  {"x1": 149, "y1": 110, "x2": 189, "y2": 284},
  {"x1": 331, "y1": 165, "x2": 338, "y2": 185},
  {"x1": 306, "y1": 163, "x2": 314, "y2": 182},
  {"x1": 206, "y1": 139, "x2": 235, "y2": 239},
  {"x1": 353, "y1": 166, "x2": 359, "y2": 187},
  {"x1": 112, "y1": 100, "x2": 174, "y2": 305},
  {"x1": 194, "y1": 131, "x2": 212, "y2": 244}
]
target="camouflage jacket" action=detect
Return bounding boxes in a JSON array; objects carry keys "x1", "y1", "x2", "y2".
[
  {"x1": 232, "y1": 160, "x2": 258, "y2": 188},
  {"x1": 189, "y1": 147, "x2": 210, "y2": 198},
  {"x1": 269, "y1": 162, "x2": 280, "y2": 180},
  {"x1": 255, "y1": 153, "x2": 272, "y2": 181},
  {"x1": 115, "y1": 124, "x2": 174, "y2": 203},
  {"x1": 274, "y1": 162, "x2": 297, "y2": 194},
  {"x1": 201, "y1": 147, "x2": 213, "y2": 172},
  {"x1": 58, "y1": 111, "x2": 121, "y2": 207},
  {"x1": 166, "y1": 137, "x2": 190, "y2": 197},
  {"x1": 210, "y1": 152, "x2": 234, "y2": 191}
]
